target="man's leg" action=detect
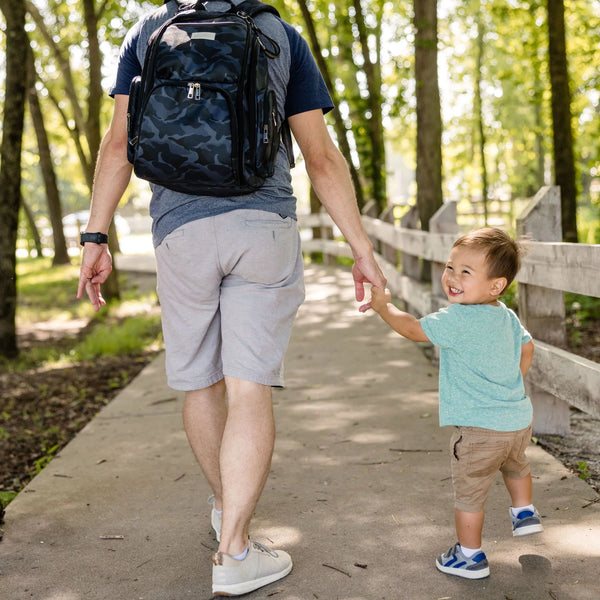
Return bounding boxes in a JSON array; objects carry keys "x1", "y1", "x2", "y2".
[
  {"x1": 218, "y1": 377, "x2": 274, "y2": 556},
  {"x1": 183, "y1": 379, "x2": 227, "y2": 511},
  {"x1": 183, "y1": 376, "x2": 275, "y2": 556}
]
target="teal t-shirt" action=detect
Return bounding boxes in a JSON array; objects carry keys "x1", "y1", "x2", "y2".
[{"x1": 420, "y1": 302, "x2": 532, "y2": 431}]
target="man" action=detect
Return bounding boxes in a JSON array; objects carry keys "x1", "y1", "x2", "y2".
[{"x1": 77, "y1": 0, "x2": 385, "y2": 596}]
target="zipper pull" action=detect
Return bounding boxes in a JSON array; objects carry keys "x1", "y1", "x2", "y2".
[
  {"x1": 263, "y1": 124, "x2": 269, "y2": 144},
  {"x1": 187, "y1": 83, "x2": 195, "y2": 99},
  {"x1": 194, "y1": 83, "x2": 201, "y2": 100}
]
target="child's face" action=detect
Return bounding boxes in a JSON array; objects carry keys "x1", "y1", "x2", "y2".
[{"x1": 441, "y1": 246, "x2": 505, "y2": 305}]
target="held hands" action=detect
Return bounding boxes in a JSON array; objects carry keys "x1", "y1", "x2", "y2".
[
  {"x1": 76, "y1": 244, "x2": 112, "y2": 311},
  {"x1": 352, "y1": 253, "x2": 386, "y2": 311},
  {"x1": 359, "y1": 284, "x2": 391, "y2": 314}
]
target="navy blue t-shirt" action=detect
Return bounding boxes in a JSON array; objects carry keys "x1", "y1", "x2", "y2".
[{"x1": 111, "y1": 1, "x2": 333, "y2": 247}]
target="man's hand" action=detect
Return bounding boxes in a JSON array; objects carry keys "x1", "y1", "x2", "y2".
[
  {"x1": 77, "y1": 244, "x2": 112, "y2": 311},
  {"x1": 352, "y1": 253, "x2": 386, "y2": 311}
]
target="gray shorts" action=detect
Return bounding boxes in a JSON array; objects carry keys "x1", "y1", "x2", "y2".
[{"x1": 155, "y1": 210, "x2": 305, "y2": 390}]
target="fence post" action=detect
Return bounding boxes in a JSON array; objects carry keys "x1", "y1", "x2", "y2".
[
  {"x1": 400, "y1": 205, "x2": 421, "y2": 280},
  {"x1": 516, "y1": 186, "x2": 569, "y2": 435},
  {"x1": 429, "y1": 201, "x2": 459, "y2": 301},
  {"x1": 379, "y1": 204, "x2": 399, "y2": 267}
]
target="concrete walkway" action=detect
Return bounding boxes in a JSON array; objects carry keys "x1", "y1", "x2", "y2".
[{"x1": 2, "y1": 264, "x2": 599, "y2": 600}]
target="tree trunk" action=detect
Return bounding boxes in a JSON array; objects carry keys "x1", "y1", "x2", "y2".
[
  {"x1": 475, "y1": 10, "x2": 488, "y2": 225},
  {"x1": 0, "y1": 0, "x2": 28, "y2": 358},
  {"x1": 296, "y1": 0, "x2": 366, "y2": 209},
  {"x1": 26, "y1": 45, "x2": 70, "y2": 265},
  {"x1": 547, "y1": 0, "x2": 577, "y2": 242},
  {"x1": 21, "y1": 201, "x2": 44, "y2": 258},
  {"x1": 351, "y1": 0, "x2": 387, "y2": 213},
  {"x1": 414, "y1": 0, "x2": 443, "y2": 232}
]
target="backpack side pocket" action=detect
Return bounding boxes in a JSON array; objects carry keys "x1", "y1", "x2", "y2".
[
  {"x1": 127, "y1": 76, "x2": 142, "y2": 165},
  {"x1": 256, "y1": 88, "x2": 279, "y2": 179}
]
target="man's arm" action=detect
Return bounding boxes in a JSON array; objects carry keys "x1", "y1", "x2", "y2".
[
  {"x1": 77, "y1": 94, "x2": 133, "y2": 310},
  {"x1": 288, "y1": 109, "x2": 386, "y2": 304},
  {"x1": 520, "y1": 340, "x2": 535, "y2": 378}
]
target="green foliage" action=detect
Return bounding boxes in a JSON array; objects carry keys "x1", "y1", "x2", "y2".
[
  {"x1": 71, "y1": 314, "x2": 162, "y2": 360},
  {"x1": 577, "y1": 203, "x2": 600, "y2": 244},
  {"x1": 565, "y1": 292, "x2": 600, "y2": 352},
  {"x1": 3, "y1": 256, "x2": 162, "y2": 373},
  {"x1": 577, "y1": 460, "x2": 592, "y2": 481},
  {"x1": 34, "y1": 442, "x2": 60, "y2": 475},
  {"x1": 9, "y1": 0, "x2": 600, "y2": 246},
  {"x1": 0, "y1": 491, "x2": 18, "y2": 507}
]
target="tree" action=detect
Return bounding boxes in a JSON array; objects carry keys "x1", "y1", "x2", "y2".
[
  {"x1": 26, "y1": 0, "x2": 121, "y2": 298},
  {"x1": 414, "y1": 0, "x2": 443, "y2": 231},
  {"x1": 294, "y1": 0, "x2": 366, "y2": 208},
  {"x1": 26, "y1": 44, "x2": 70, "y2": 265},
  {"x1": 0, "y1": 0, "x2": 28, "y2": 357},
  {"x1": 473, "y1": 3, "x2": 489, "y2": 224},
  {"x1": 547, "y1": 0, "x2": 578, "y2": 242},
  {"x1": 275, "y1": 0, "x2": 400, "y2": 213}
]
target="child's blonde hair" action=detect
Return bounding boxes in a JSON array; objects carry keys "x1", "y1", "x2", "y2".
[{"x1": 453, "y1": 227, "x2": 522, "y2": 290}]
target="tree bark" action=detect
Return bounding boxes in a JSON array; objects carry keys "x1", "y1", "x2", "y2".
[
  {"x1": 296, "y1": 0, "x2": 366, "y2": 210},
  {"x1": 0, "y1": 0, "x2": 28, "y2": 357},
  {"x1": 547, "y1": 0, "x2": 578, "y2": 242},
  {"x1": 26, "y1": 45, "x2": 70, "y2": 265},
  {"x1": 351, "y1": 0, "x2": 387, "y2": 213},
  {"x1": 21, "y1": 201, "x2": 44, "y2": 258},
  {"x1": 475, "y1": 10, "x2": 488, "y2": 225},
  {"x1": 414, "y1": 0, "x2": 443, "y2": 232}
]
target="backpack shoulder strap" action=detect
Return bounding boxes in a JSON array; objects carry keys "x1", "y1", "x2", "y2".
[
  {"x1": 235, "y1": 0, "x2": 280, "y2": 19},
  {"x1": 173, "y1": 0, "x2": 207, "y2": 12}
]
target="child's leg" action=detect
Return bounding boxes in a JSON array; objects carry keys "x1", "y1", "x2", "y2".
[
  {"x1": 503, "y1": 472, "x2": 532, "y2": 507},
  {"x1": 455, "y1": 509, "x2": 485, "y2": 549}
]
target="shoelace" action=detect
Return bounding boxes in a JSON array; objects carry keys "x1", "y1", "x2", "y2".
[{"x1": 252, "y1": 540, "x2": 278, "y2": 557}]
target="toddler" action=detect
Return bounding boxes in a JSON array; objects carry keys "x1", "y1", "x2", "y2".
[{"x1": 365, "y1": 227, "x2": 542, "y2": 579}]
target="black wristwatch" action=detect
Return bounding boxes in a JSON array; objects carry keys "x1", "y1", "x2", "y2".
[{"x1": 80, "y1": 232, "x2": 109, "y2": 246}]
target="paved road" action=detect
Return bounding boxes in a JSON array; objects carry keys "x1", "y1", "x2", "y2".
[{"x1": 1, "y1": 264, "x2": 599, "y2": 599}]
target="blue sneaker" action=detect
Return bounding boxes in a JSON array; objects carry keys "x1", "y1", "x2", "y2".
[
  {"x1": 510, "y1": 506, "x2": 543, "y2": 537},
  {"x1": 436, "y1": 543, "x2": 490, "y2": 579}
]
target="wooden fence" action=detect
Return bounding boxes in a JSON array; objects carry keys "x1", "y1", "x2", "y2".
[{"x1": 298, "y1": 186, "x2": 600, "y2": 436}]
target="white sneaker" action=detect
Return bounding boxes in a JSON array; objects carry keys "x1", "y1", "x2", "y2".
[
  {"x1": 212, "y1": 540, "x2": 293, "y2": 596},
  {"x1": 207, "y1": 495, "x2": 222, "y2": 542}
]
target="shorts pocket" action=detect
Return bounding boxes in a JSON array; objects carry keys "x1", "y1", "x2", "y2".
[{"x1": 234, "y1": 216, "x2": 299, "y2": 285}]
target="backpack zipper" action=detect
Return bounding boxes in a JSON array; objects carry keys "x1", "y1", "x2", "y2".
[{"x1": 187, "y1": 82, "x2": 202, "y2": 100}]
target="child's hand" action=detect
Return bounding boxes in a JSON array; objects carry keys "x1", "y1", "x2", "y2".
[
  {"x1": 371, "y1": 286, "x2": 392, "y2": 313},
  {"x1": 359, "y1": 286, "x2": 391, "y2": 313}
]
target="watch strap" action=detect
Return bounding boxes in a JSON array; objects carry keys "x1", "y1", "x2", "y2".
[{"x1": 80, "y1": 232, "x2": 109, "y2": 246}]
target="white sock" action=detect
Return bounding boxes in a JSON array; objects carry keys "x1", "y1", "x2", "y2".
[
  {"x1": 231, "y1": 545, "x2": 249, "y2": 561},
  {"x1": 460, "y1": 544, "x2": 482, "y2": 558},
  {"x1": 214, "y1": 508, "x2": 223, "y2": 515},
  {"x1": 511, "y1": 504, "x2": 534, "y2": 516}
]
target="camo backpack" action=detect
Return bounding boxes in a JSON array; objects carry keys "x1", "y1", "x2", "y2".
[{"x1": 126, "y1": 0, "x2": 293, "y2": 196}]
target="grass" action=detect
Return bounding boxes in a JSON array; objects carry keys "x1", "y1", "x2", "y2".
[{"x1": 5, "y1": 256, "x2": 163, "y2": 372}]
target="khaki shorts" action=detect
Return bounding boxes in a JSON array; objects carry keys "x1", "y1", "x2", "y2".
[
  {"x1": 450, "y1": 425, "x2": 532, "y2": 513},
  {"x1": 155, "y1": 210, "x2": 305, "y2": 390}
]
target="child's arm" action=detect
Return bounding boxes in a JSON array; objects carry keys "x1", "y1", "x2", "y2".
[
  {"x1": 520, "y1": 340, "x2": 534, "y2": 377},
  {"x1": 368, "y1": 287, "x2": 430, "y2": 342}
]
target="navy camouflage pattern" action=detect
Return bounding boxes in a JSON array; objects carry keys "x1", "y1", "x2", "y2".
[{"x1": 127, "y1": 1, "x2": 281, "y2": 196}]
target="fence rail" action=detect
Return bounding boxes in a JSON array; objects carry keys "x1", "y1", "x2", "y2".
[{"x1": 298, "y1": 186, "x2": 600, "y2": 435}]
